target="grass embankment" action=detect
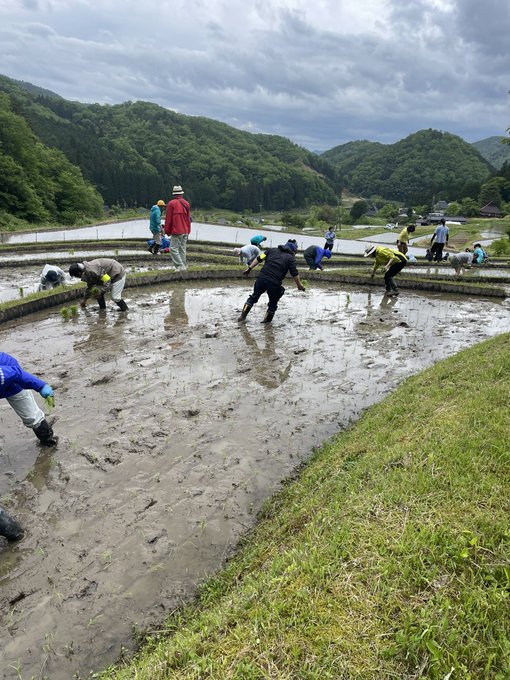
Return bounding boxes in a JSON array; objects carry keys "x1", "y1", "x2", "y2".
[{"x1": 102, "y1": 334, "x2": 510, "y2": 680}]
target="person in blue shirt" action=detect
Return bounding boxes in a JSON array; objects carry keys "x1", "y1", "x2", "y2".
[
  {"x1": 430, "y1": 219, "x2": 449, "y2": 261},
  {"x1": 148, "y1": 200, "x2": 166, "y2": 254},
  {"x1": 250, "y1": 235, "x2": 267, "y2": 248},
  {"x1": 472, "y1": 243, "x2": 488, "y2": 265},
  {"x1": 303, "y1": 245, "x2": 332, "y2": 270},
  {"x1": 0, "y1": 352, "x2": 57, "y2": 446}
]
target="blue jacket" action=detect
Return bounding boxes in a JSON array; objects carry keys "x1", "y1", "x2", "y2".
[
  {"x1": 0, "y1": 352, "x2": 46, "y2": 399},
  {"x1": 149, "y1": 205, "x2": 162, "y2": 233}
]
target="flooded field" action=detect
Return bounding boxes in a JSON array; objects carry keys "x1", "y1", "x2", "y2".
[{"x1": 1, "y1": 281, "x2": 510, "y2": 679}]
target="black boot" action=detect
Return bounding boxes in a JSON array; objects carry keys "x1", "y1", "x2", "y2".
[
  {"x1": 237, "y1": 303, "x2": 252, "y2": 322},
  {"x1": 33, "y1": 419, "x2": 58, "y2": 447},
  {"x1": 115, "y1": 299, "x2": 129, "y2": 312},
  {"x1": 261, "y1": 311, "x2": 275, "y2": 323},
  {"x1": 152, "y1": 244, "x2": 160, "y2": 255},
  {"x1": 148, "y1": 243, "x2": 155, "y2": 254},
  {"x1": 0, "y1": 507, "x2": 24, "y2": 542},
  {"x1": 97, "y1": 293, "x2": 106, "y2": 309}
]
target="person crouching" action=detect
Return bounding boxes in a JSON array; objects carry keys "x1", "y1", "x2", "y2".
[{"x1": 69, "y1": 258, "x2": 128, "y2": 311}]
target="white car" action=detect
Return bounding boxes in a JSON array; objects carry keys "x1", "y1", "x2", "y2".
[{"x1": 384, "y1": 223, "x2": 397, "y2": 230}]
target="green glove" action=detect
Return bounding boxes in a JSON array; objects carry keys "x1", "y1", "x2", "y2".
[{"x1": 44, "y1": 395, "x2": 55, "y2": 411}]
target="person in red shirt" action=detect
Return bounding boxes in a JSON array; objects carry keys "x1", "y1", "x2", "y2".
[{"x1": 164, "y1": 185, "x2": 191, "y2": 271}]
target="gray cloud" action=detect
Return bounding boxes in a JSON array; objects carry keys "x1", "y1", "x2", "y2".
[{"x1": 0, "y1": 0, "x2": 508, "y2": 151}]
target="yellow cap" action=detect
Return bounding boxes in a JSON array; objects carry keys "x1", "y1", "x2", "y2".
[{"x1": 156, "y1": 200, "x2": 165, "y2": 206}]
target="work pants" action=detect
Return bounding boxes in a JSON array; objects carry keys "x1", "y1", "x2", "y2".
[
  {"x1": 5, "y1": 390, "x2": 45, "y2": 428},
  {"x1": 170, "y1": 234, "x2": 188, "y2": 269},
  {"x1": 247, "y1": 276, "x2": 285, "y2": 313}
]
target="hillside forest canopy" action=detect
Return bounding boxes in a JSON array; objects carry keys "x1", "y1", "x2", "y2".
[{"x1": 0, "y1": 74, "x2": 509, "y2": 226}]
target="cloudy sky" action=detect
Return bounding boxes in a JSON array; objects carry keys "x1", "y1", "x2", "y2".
[{"x1": 1, "y1": 0, "x2": 509, "y2": 152}]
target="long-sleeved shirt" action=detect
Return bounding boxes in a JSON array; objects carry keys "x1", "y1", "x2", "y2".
[
  {"x1": 0, "y1": 352, "x2": 46, "y2": 399},
  {"x1": 38, "y1": 264, "x2": 66, "y2": 291},
  {"x1": 256, "y1": 245, "x2": 299, "y2": 284},
  {"x1": 164, "y1": 197, "x2": 191, "y2": 236},
  {"x1": 324, "y1": 230, "x2": 336, "y2": 244},
  {"x1": 472, "y1": 247, "x2": 486, "y2": 264},
  {"x1": 78, "y1": 259, "x2": 126, "y2": 298},
  {"x1": 149, "y1": 205, "x2": 162, "y2": 233}
]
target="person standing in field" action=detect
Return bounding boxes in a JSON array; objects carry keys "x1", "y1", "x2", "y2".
[
  {"x1": 148, "y1": 199, "x2": 166, "y2": 255},
  {"x1": 396, "y1": 224, "x2": 416, "y2": 255},
  {"x1": 364, "y1": 245, "x2": 407, "y2": 296},
  {"x1": 324, "y1": 226, "x2": 336, "y2": 251},
  {"x1": 430, "y1": 219, "x2": 449, "y2": 262},
  {"x1": 164, "y1": 185, "x2": 191, "y2": 271}
]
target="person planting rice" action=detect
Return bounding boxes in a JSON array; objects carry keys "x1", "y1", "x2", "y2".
[
  {"x1": 233, "y1": 243, "x2": 261, "y2": 266},
  {"x1": 364, "y1": 244, "x2": 407, "y2": 296},
  {"x1": 238, "y1": 240, "x2": 306, "y2": 324},
  {"x1": 68, "y1": 258, "x2": 128, "y2": 311},
  {"x1": 0, "y1": 352, "x2": 57, "y2": 447},
  {"x1": 303, "y1": 244, "x2": 332, "y2": 270}
]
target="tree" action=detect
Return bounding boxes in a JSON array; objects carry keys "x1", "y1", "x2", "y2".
[{"x1": 349, "y1": 200, "x2": 369, "y2": 221}]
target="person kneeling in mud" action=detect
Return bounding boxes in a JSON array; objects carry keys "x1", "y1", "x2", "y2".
[
  {"x1": 69, "y1": 258, "x2": 128, "y2": 311},
  {"x1": 238, "y1": 240, "x2": 306, "y2": 324},
  {"x1": 0, "y1": 352, "x2": 57, "y2": 447},
  {"x1": 364, "y1": 245, "x2": 407, "y2": 296}
]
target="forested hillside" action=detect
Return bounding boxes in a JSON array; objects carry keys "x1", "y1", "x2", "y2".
[
  {"x1": 322, "y1": 130, "x2": 493, "y2": 203},
  {"x1": 472, "y1": 136, "x2": 510, "y2": 170},
  {"x1": 0, "y1": 92, "x2": 103, "y2": 224},
  {"x1": 0, "y1": 75, "x2": 341, "y2": 218}
]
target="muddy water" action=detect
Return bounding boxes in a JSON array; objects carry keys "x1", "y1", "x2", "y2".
[{"x1": 1, "y1": 282, "x2": 510, "y2": 680}]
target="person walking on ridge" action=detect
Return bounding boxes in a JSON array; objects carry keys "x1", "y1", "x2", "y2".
[
  {"x1": 164, "y1": 185, "x2": 191, "y2": 271},
  {"x1": 148, "y1": 199, "x2": 166, "y2": 254},
  {"x1": 238, "y1": 241, "x2": 306, "y2": 324}
]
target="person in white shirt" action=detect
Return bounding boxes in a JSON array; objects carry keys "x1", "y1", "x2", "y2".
[
  {"x1": 234, "y1": 244, "x2": 261, "y2": 266},
  {"x1": 37, "y1": 264, "x2": 67, "y2": 291}
]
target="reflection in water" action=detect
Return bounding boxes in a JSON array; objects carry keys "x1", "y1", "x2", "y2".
[
  {"x1": 379, "y1": 294, "x2": 399, "y2": 309},
  {"x1": 239, "y1": 324, "x2": 292, "y2": 388},
  {"x1": 73, "y1": 310, "x2": 128, "y2": 353},
  {"x1": 26, "y1": 448, "x2": 54, "y2": 491},
  {"x1": 164, "y1": 287, "x2": 189, "y2": 331}
]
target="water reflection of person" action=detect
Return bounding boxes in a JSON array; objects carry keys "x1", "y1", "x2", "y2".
[
  {"x1": 239, "y1": 324, "x2": 292, "y2": 388},
  {"x1": 164, "y1": 286, "x2": 189, "y2": 331},
  {"x1": 73, "y1": 309, "x2": 128, "y2": 353}
]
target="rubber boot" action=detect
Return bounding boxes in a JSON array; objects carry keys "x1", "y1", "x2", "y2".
[
  {"x1": 152, "y1": 244, "x2": 160, "y2": 255},
  {"x1": 115, "y1": 299, "x2": 129, "y2": 312},
  {"x1": 261, "y1": 310, "x2": 275, "y2": 324},
  {"x1": 0, "y1": 507, "x2": 24, "y2": 542},
  {"x1": 33, "y1": 419, "x2": 58, "y2": 447},
  {"x1": 237, "y1": 303, "x2": 252, "y2": 322},
  {"x1": 148, "y1": 243, "x2": 155, "y2": 254},
  {"x1": 97, "y1": 293, "x2": 106, "y2": 309}
]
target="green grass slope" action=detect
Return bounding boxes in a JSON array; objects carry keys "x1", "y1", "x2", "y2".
[{"x1": 103, "y1": 334, "x2": 510, "y2": 679}]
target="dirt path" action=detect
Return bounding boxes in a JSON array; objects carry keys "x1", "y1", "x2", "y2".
[{"x1": 1, "y1": 281, "x2": 509, "y2": 679}]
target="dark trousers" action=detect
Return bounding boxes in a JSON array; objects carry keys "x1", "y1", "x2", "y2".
[
  {"x1": 431, "y1": 242, "x2": 445, "y2": 261},
  {"x1": 304, "y1": 252, "x2": 318, "y2": 269},
  {"x1": 324, "y1": 242, "x2": 333, "y2": 250},
  {"x1": 384, "y1": 259, "x2": 406, "y2": 291},
  {"x1": 247, "y1": 276, "x2": 285, "y2": 313}
]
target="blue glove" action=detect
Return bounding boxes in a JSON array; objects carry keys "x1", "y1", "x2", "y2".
[{"x1": 40, "y1": 384, "x2": 53, "y2": 398}]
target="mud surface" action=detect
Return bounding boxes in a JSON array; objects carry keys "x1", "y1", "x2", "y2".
[{"x1": 1, "y1": 281, "x2": 510, "y2": 679}]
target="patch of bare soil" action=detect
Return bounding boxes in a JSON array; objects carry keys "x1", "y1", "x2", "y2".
[{"x1": 1, "y1": 281, "x2": 509, "y2": 679}]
